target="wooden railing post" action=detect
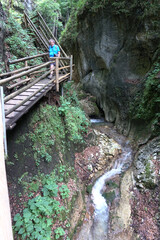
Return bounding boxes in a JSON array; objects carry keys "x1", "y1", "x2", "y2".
[
  {"x1": 0, "y1": 87, "x2": 7, "y2": 156},
  {"x1": 25, "y1": 60, "x2": 28, "y2": 67},
  {"x1": 70, "y1": 55, "x2": 73, "y2": 81},
  {"x1": 0, "y1": 87, "x2": 13, "y2": 240},
  {"x1": 55, "y1": 58, "x2": 59, "y2": 92}
]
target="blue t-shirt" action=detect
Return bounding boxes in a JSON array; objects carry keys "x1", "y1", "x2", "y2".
[{"x1": 49, "y1": 45, "x2": 60, "y2": 57}]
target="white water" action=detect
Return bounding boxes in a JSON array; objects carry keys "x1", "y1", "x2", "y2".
[
  {"x1": 90, "y1": 118, "x2": 105, "y2": 124},
  {"x1": 91, "y1": 150, "x2": 132, "y2": 239}
]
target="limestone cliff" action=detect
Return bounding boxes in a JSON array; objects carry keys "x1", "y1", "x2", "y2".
[{"x1": 69, "y1": 6, "x2": 160, "y2": 139}]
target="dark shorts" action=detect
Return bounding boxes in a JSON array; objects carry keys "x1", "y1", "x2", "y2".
[
  {"x1": 50, "y1": 62, "x2": 55, "y2": 67},
  {"x1": 50, "y1": 54, "x2": 58, "y2": 66}
]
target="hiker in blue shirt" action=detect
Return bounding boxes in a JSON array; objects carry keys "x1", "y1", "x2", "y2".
[{"x1": 48, "y1": 39, "x2": 60, "y2": 79}]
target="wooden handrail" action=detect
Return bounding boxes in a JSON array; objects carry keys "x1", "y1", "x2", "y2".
[
  {"x1": 8, "y1": 53, "x2": 48, "y2": 65},
  {"x1": 50, "y1": 57, "x2": 70, "y2": 61},
  {"x1": 0, "y1": 66, "x2": 34, "y2": 77},
  {"x1": 0, "y1": 62, "x2": 50, "y2": 86},
  {"x1": 7, "y1": 78, "x2": 32, "y2": 90},
  {"x1": 4, "y1": 69, "x2": 51, "y2": 103}
]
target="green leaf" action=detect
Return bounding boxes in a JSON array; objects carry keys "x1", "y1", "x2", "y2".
[{"x1": 18, "y1": 227, "x2": 25, "y2": 235}]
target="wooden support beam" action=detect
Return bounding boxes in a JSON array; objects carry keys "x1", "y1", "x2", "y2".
[
  {"x1": 58, "y1": 73, "x2": 70, "y2": 82},
  {"x1": 39, "y1": 19, "x2": 51, "y2": 40},
  {"x1": 24, "y1": 12, "x2": 49, "y2": 51},
  {"x1": 55, "y1": 58, "x2": 59, "y2": 92},
  {"x1": 0, "y1": 88, "x2": 13, "y2": 240},
  {"x1": 58, "y1": 65, "x2": 70, "y2": 71},
  {"x1": 39, "y1": 26, "x2": 49, "y2": 44},
  {"x1": 30, "y1": 13, "x2": 38, "y2": 20},
  {"x1": 37, "y1": 12, "x2": 68, "y2": 58}
]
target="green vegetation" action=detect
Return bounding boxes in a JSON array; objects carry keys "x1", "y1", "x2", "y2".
[
  {"x1": 102, "y1": 191, "x2": 116, "y2": 204},
  {"x1": 130, "y1": 61, "x2": 160, "y2": 134},
  {"x1": 60, "y1": 0, "x2": 160, "y2": 48},
  {"x1": 5, "y1": 10, "x2": 43, "y2": 69},
  {"x1": 13, "y1": 165, "x2": 76, "y2": 240},
  {"x1": 29, "y1": 104, "x2": 65, "y2": 166},
  {"x1": 28, "y1": 81, "x2": 90, "y2": 166}
]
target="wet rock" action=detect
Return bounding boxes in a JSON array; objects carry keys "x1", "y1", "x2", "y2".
[
  {"x1": 108, "y1": 168, "x2": 134, "y2": 240},
  {"x1": 133, "y1": 137, "x2": 160, "y2": 189},
  {"x1": 75, "y1": 129, "x2": 122, "y2": 182}
]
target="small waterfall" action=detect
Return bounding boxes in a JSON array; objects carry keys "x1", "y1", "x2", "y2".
[
  {"x1": 91, "y1": 149, "x2": 132, "y2": 239},
  {"x1": 76, "y1": 125, "x2": 133, "y2": 240}
]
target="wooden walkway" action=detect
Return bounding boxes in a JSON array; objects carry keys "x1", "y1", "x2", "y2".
[
  {"x1": 4, "y1": 78, "x2": 54, "y2": 130},
  {"x1": 0, "y1": 54, "x2": 73, "y2": 130}
]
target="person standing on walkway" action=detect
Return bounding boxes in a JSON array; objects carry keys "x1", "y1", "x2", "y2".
[{"x1": 48, "y1": 39, "x2": 60, "y2": 79}]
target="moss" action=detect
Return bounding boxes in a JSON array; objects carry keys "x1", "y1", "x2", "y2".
[
  {"x1": 86, "y1": 184, "x2": 93, "y2": 194},
  {"x1": 102, "y1": 191, "x2": 116, "y2": 204},
  {"x1": 61, "y1": 0, "x2": 160, "y2": 50},
  {"x1": 106, "y1": 180, "x2": 119, "y2": 189},
  {"x1": 130, "y1": 61, "x2": 160, "y2": 135}
]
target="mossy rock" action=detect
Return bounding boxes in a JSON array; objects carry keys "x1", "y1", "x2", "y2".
[
  {"x1": 102, "y1": 191, "x2": 116, "y2": 204},
  {"x1": 86, "y1": 184, "x2": 93, "y2": 194}
]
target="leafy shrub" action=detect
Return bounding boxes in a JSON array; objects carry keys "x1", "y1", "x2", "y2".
[
  {"x1": 29, "y1": 104, "x2": 65, "y2": 166},
  {"x1": 5, "y1": 10, "x2": 43, "y2": 67},
  {"x1": 28, "y1": 81, "x2": 90, "y2": 166},
  {"x1": 130, "y1": 61, "x2": 160, "y2": 133},
  {"x1": 13, "y1": 168, "x2": 71, "y2": 239}
]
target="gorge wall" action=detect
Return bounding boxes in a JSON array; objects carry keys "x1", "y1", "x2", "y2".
[
  {"x1": 73, "y1": 7, "x2": 159, "y2": 139},
  {"x1": 0, "y1": 2, "x2": 6, "y2": 71}
]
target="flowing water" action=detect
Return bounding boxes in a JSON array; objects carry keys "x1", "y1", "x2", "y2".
[
  {"x1": 91, "y1": 150, "x2": 132, "y2": 239},
  {"x1": 76, "y1": 124, "x2": 132, "y2": 240}
]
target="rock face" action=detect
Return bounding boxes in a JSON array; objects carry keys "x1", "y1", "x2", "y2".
[
  {"x1": 134, "y1": 137, "x2": 160, "y2": 189},
  {"x1": 0, "y1": 3, "x2": 6, "y2": 70},
  {"x1": 74, "y1": 8, "x2": 159, "y2": 136}
]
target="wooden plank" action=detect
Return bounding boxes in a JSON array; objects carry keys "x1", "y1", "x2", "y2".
[
  {"x1": 23, "y1": 100, "x2": 32, "y2": 106},
  {"x1": 6, "y1": 84, "x2": 54, "y2": 130},
  {"x1": 13, "y1": 95, "x2": 28, "y2": 100},
  {"x1": 5, "y1": 80, "x2": 53, "y2": 117},
  {"x1": 19, "y1": 92, "x2": 34, "y2": 96},
  {"x1": 15, "y1": 105, "x2": 27, "y2": 112},
  {"x1": 5, "y1": 99, "x2": 22, "y2": 105},
  {"x1": 4, "y1": 105, "x2": 15, "y2": 111},
  {"x1": 5, "y1": 111, "x2": 19, "y2": 118}
]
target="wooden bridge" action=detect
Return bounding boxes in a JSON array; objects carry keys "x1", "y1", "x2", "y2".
[{"x1": 0, "y1": 54, "x2": 73, "y2": 130}]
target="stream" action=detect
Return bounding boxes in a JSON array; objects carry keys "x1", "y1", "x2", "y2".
[{"x1": 76, "y1": 123, "x2": 133, "y2": 240}]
